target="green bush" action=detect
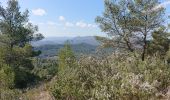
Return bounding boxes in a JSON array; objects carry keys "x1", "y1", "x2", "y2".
[
  {"x1": 0, "y1": 64, "x2": 15, "y2": 89},
  {"x1": 50, "y1": 54, "x2": 170, "y2": 100},
  {"x1": 32, "y1": 58, "x2": 58, "y2": 80},
  {"x1": 0, "y1": 63, "x2": 21, "y2": 100}
]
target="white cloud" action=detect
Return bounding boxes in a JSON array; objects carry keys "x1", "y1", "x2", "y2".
[
  {"x1": 76, "y1": 21, "x2": 97, "y2": 28},
  {"x1": 32, "y1": 8, "x2": 46, "y2": 16},
  {"x1": 87, "y1": 24, "x2": 97, "y2": 28},
  {"x1": 65, "y1": 22, "x2": 74, "y2": 27},
  {"x1": 57, "y1": 16, "x2": 97, "y2": 28},
  {"x1": 76, "y1": 21, "x2": 87, "y2": 28},
  {"x1": 59, "y1": 16, "x2": 65, "y2": 21}
]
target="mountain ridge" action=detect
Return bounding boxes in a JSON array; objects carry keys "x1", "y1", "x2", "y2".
[{"x1": 32, "y1": 36, "x2": 100, "y2": 46}]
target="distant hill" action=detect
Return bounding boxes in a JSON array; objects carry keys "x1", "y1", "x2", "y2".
[
  {"x1": 69, "y1": 36, "x2": 100, "y2": 46},
  {"x1": 34, "y1": 43, "x2": 98, "y2": 58},
  {"x1": 33, "y1": 36, "x2": 114, "y2": 58},
  {"x1": 32, "y1": 36, "x2": 99, "y2": 46}
]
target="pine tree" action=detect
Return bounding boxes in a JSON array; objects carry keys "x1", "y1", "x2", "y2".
[
  {"x1": 96, "y1": 0, "x2": 165, "y2": 60},
  {"x1": 58, "y1": 41, "x2": 76, "y2": 71},
  {"x1": 0, "y1": 0, "x2": 44, "y2": 48},
  {"x1": 0, "y1": 0, "x2": 44, "y2": 88}
]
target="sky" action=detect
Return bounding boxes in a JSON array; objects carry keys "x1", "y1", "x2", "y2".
[{"x1": 1, "y1": 0, "x2": 170, "y2": 37}]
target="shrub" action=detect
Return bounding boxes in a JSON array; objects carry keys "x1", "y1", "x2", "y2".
[
  {"x1": 0, "y1": 64, "x2": 15, "y2": 89},
  {"x1": 0, "y1": 63, "x2": 20, "y2": 100},
  {"x1": 50, "y1": 54, "x2": 170, "y2": 100},
  {"x1": 32, "y1": 58, "x2": 58, "y2": 80}
]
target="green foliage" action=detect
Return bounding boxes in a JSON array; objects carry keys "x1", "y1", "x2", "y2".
[
  {"x1": 147, "y1": 27, "x2": 170, "y2": 56},
  {"x1": 0, "y1": 0, "x2": 44, "y2": 48},
  {"x1": 0, "y1": 64, "x2": 15, "y2": 89},
  {"x1": 0, "y1": 44, "x2": 39, "y2": 88},
  {"x1": 96, "y1": 0, "x2": 165, "y2": 60},
  {"x1": 50, "y1": 54, "x2": 170, "y2": 100},
  {"x1": 50, "y1": 68, "x2": 80, "y2": 100},
  {"x1": 0, "y1": 62, "x2": 20, "y2": 100},
  {"x1": 58, "y1": 42, "x2": 76, "y2": 71},
  {"x1": 32, "y1": 58, "x2": 58, "y2": 80},
  {"x1": 0, "y1": 0, "x2": 44, "y2": 89}
]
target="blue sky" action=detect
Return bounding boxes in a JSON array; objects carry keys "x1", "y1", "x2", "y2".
[
  {"x1": 1, "y1": 0, "x2": 170, "y2": 37},
  {"x1": 1, "y1": 0, "x2": 105, "y2": 37}
]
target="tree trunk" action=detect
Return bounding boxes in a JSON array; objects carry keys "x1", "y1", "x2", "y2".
[
  {"x1": 142, "y1": 15, "x2": 148, "y2": 61},
  {"x1": 142, "y1": 45, "x2": 146, "y2": 61},
  {"x1": 142, "y1": 34, "x2": 147, "y2": 61}
]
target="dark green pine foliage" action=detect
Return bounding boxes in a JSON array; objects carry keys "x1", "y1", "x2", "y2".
[
  {"x1": 0, "y1": 0, "x2": 44, "y2": 88},
  {"x1": 147, "y1": 27, "x2": 170, "y2": 56}
]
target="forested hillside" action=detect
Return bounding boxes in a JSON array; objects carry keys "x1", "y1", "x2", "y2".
[
  {"x1": 1, "y1": 0, "x2": 170, "y2": 100},
  {"x1": 34, "y1": 43, "x2": 114, "y2": 58}
]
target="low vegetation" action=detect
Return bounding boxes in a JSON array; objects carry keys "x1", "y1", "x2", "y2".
[{"x1": 50, "y1": 52, "x2": 170, "y2": 100}]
